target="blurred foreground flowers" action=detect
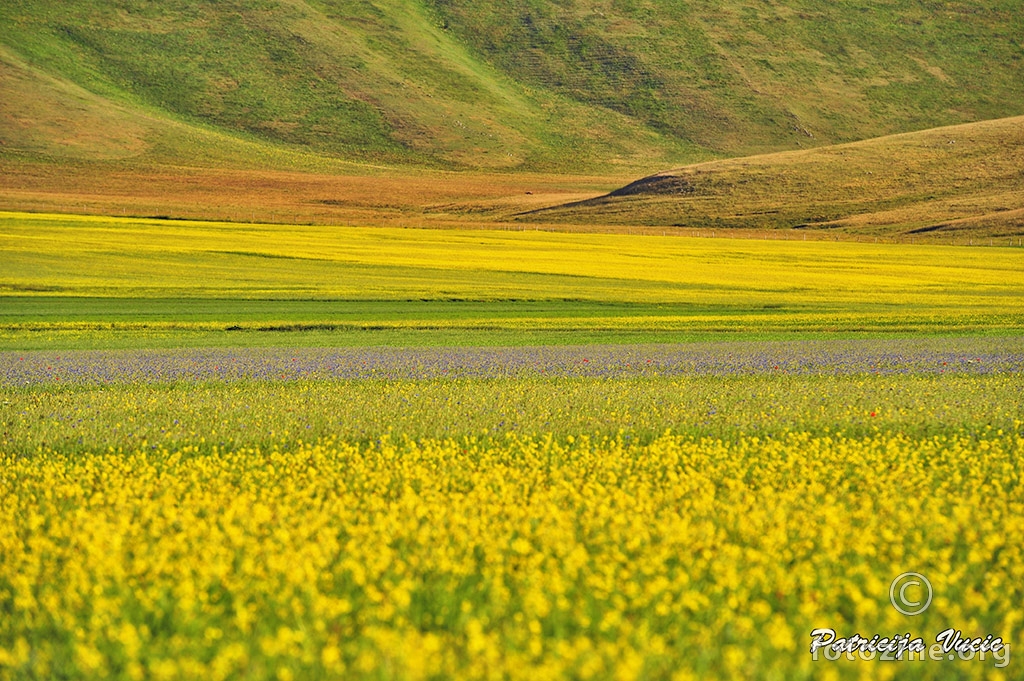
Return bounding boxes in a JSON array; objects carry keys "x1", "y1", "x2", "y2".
[{"x1": 2, "y1": 431, "x2": 1021, "y2": 680}]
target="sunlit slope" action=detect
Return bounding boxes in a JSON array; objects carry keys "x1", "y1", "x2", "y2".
[
  {"x1": 2, "y1": 212, "x2": 1022, "y2": 337},
  {"x1": 2, "y1": 1, "x2": 1023, "y2": 171},
  {"x1": 525, "y1": 116, "x2": 1024, "y2": 238}
]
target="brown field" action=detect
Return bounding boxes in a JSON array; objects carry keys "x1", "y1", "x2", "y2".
[{"x1": 0, "y1": 158, "x2": 624, "y2": 228}]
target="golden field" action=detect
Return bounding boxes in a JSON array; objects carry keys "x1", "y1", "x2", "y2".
[{"x1": 2, "y1": 211, "x2": 1022, "y2": 320}]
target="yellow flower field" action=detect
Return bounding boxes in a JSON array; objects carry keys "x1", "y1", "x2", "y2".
[
  {"x1": 3, "y1": 211, "x2": 1023, "y2": 313},
  {"x1": 2, "y1": 431, "x2": 1021, "y2": 680}
]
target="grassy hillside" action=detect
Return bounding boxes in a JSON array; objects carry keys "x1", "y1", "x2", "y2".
[
  {"x1": 2, "y1": 0, "x2": 1023, "y2": 172},
  {"x1": 0, "y1": 0, "x2": 696, "y2": 172},
  {"x1": 524, "y1": 115, "x2": 1024, "y2": 239},
  {"x1": 429, "y1": 0, "x2": 1024, "y2": 155}
]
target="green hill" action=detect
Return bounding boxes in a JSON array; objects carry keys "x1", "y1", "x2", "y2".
[{"x1": 2, "y1": 0, "x2": 1023, "y2": 172}]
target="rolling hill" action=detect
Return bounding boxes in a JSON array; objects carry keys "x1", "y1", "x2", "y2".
[{"x1": 523, "y1": 115, "x2": 1024, "y2": 239}]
